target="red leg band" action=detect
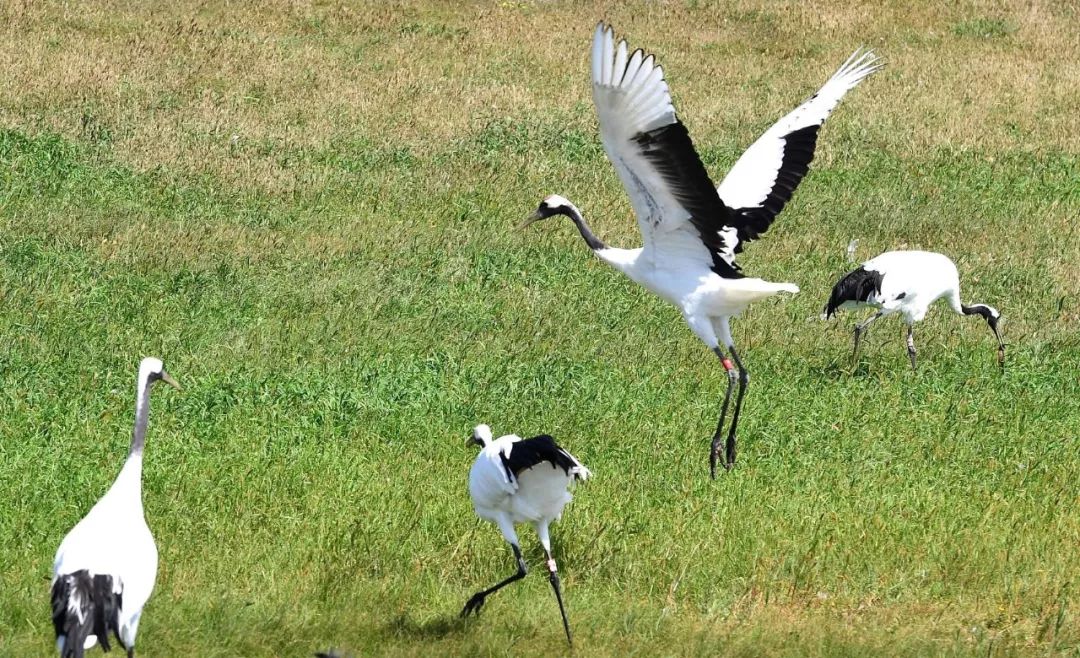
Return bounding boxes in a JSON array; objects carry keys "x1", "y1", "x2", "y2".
[{"x1": 721, "y1": 358, "x2": 734, "y2": 371}]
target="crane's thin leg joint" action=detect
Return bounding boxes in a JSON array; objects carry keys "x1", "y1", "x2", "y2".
[
  {"x1": 460, "y1": 543, "x2": 527, "y2": 617},
  {"x1": 852, "y1": 311, "x2": 883, "y2": 366},
  {"x1": 906, "y1": 326, "x2": 917, "y2": 370},
  {"x1": 544, "y1": 551, "x2": 573, "y2": 646},
  {"x1": 724, "y1": 346, "x2": 749, "y2": 470},
  {"x1": 709, "y1": 347, "x2": 738, "y2": 479}
]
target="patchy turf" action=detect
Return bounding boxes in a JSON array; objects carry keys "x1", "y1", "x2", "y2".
[{"x1": 1, "y1": 1, "x2": 1077, "y2": 656}]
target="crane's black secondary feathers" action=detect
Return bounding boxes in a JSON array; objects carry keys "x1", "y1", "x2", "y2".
[
  {"x1": 500, "y1": 435, "x2": 583, "y2": 483},
  {"x1": 727, "y1": 124, "x2": 821, "y2": 251},
  {"x1": 51, "y1": 571, "x2": 123, "y2": 658},
  {"x1": 824, "y1": 266, "x2": 884, "y2": 318},
  {"x1": 632, "y1": 122, "x2": 823, "y2": 275},
  {"x1": 633, "y1": 122, "x2": 743, "y2": 279}
]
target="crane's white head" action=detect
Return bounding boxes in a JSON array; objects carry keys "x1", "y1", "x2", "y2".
[
  {"x1": 470, "y1": 424, "x2": 492, "y2": 448},
  {"x1": 519, "y1": 194, "x2": 577, "y2": 229},
  {"x1": 138, "y1": 356, "x2": 180, "y2": 391}
]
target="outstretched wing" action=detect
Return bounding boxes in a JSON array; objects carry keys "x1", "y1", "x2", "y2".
[
  {"x1": 716, "y1": 49, "x2": 882, "y2": 253},
  {"x1": 591, "y1": 23, "x2": 741, "y2": 278}
]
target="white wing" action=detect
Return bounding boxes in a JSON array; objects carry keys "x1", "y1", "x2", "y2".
[
  {"x1": 591, "y1": 22, "x2": 677, "y2": 240},
  {"x1": 716, "y1": 49, "x2": 882, "y2": 247},
  {"x1": 468, "y1": 435, "x2": 521, "y2": 511},
  {"x1": 591, "y1": 23, "x2": 739, "y2": 275}
]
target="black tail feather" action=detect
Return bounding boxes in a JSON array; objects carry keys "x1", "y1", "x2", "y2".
[
  {"x1": 51, "y1": 571, "x2": 123, "y2": 658},
  {"x1": 500, "y1": 435, "x2": 583, "y2": 482},
  {"x1": 824, "y1": 266, "x2": 883, "y2": 318}
]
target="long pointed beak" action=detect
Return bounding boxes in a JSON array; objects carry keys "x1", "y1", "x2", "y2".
[
  {"x1": 517, "y1": 211, "x2": 543, "y2": 231},
  {"x1": 989, "y1": 321, "x2": 1005, "y2": 371},
  {"x1": 160, "y1": 371, "x2": 181, "y2": 391}
]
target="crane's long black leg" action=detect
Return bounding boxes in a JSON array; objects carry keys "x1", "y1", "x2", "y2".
[
  {"x1": 128, "y1": 649, "x2": 135, "y2": 658},
  {"x1": 709, "y1": 347, "x2": 738, "y2": 479},
  {"x1": 543, "y1": 551, "x2": 573, "y2": 646},
  {"x1": 852, "y1": 311, "x2": 883, "y2": 366},
  {"x1": 724, "y1": 346, "x2": 749, "y2": 469},
  {"x1": 906, "y1": 325, "x2": 917, "y2": 370},
  {"x1": 461, "y1": 543, "x2": 527, "y2": 617}
]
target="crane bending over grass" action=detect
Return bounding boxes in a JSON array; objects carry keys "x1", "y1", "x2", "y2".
[
  {"x1": 824, "y1": 250, "x2": 1005, "y2": 369},
  {"x1": 522, "y1": 23, "x2": 880, "y2": 476},
  {"x1": 461, "y1": 424, "x2": 590, "y2": 646},
  {"x1": 51, "y1": 357, "x2": 179, "y2": 658}
]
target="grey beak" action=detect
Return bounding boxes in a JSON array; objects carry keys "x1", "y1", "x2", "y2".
[
  {"x1": 518, "y1": 211, "x2": 544, "y2": 231},
  {"x1": 160, "y1": 371, "x2": 181, "y2": 391}
]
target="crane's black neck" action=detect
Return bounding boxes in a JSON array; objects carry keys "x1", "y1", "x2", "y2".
[
  {"x1": 962, "y1": 303, "x2": 998, "y2": 327},
  {"x1": 557, "y1": 203, "x2": 606, "y2": 251},
  {"x1": 130, "y1": 377, "x2": 154, "y2": 456},
  {"x1": 962, "y1": 302, "x2": 1006, "y2": 367}
]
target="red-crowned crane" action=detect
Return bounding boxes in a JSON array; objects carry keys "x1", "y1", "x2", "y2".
[
  {"x1": 522, "y1": 24, "x2": 880, "y2": 476},
  {"x1": 51, "y1": 357, "x2": 179, "y2": 658},
  {"x1": 824, "y1": 250, "x2": 1005, "y2": 369},
  {"x1": 461, "y1": 424, "x2": 590, "y2": 645}
]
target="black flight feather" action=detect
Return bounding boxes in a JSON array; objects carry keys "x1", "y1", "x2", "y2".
[
  {"x1": 727, "y1": 124, "x2": 821, "y2": 252},
  {"x1": 632, "y1": 122, "x2": 743, "y2": 279},
  {"x1": 824, "y1": 266, "x2": 884, "y2": 317},
  {"x1": 500, "y1": 435, "x2": 581, "y2": 483},
  {"x1": 51, "y1": 571, "x2": 123, "y2": 658}
]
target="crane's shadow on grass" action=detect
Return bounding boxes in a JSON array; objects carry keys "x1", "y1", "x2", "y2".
[
  {"x1": 385, "y1": 612, "x2": 469, "y2": 640},
  {"x1": 819, "y1": 358, "x2": 871, "y2": 380}
]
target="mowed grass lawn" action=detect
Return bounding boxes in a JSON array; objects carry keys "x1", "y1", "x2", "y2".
[{"x1": 1, "y1": 1, "x2": 1078, "y2": 656}]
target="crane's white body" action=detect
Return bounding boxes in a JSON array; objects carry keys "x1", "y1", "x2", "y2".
[
  {"x1": 52, "y1": 457, "x2": 157, "y2": 652},
  {"x1": 469, "y1": 431, "x2": 590, "y2": 548},
  {"x1": 595, "y1": 245, "x2": 798, "y2": 345},
  {"x1": 842, "y1": 250, "x2": 991, "y2": 324}
]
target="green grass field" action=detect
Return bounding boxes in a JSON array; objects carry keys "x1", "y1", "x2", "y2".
[{"x1": 2, "y1": 1, "x2": 1078, "y2": 656}]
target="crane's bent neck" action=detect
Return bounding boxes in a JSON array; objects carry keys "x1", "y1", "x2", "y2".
[
  {"x1": 561, "y1": 202, "x2": 606, "y2": 252},
  {"x1": 558, "y1": 202, "x2": 644, "y2": 276}
]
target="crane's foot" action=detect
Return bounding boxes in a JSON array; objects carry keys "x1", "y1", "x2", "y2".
[
  {"x1": 460, "y1": 592, "x2": 487, "y2": 617},
  {"x1": 725, "y1": 433, "x2": 737, "y2": 470},
  {"x1": 709, "y1": 433, "x2": 737, "y2": 477},
  {"x1": 709, "y1": 433, "x2": 724, "y2": 479}
]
